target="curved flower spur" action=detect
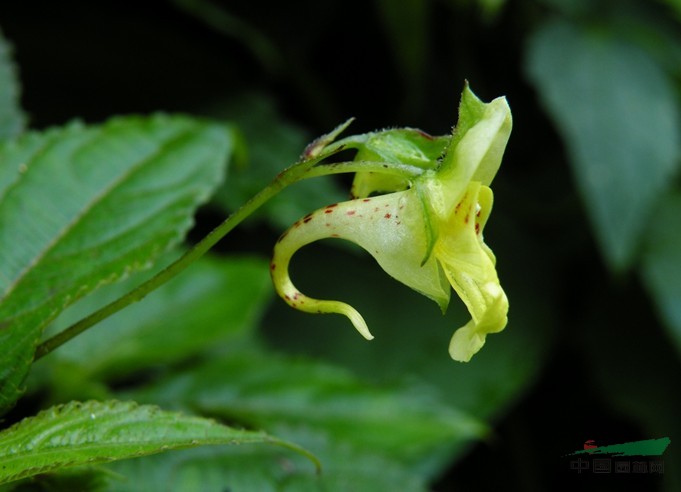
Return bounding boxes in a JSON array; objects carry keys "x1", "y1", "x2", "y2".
[{"x1": 270, "y1": 84, "x2": 512, "y2": 361}]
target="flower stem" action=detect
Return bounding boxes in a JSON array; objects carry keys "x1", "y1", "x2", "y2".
[
  {"x1": 35, "y1": 153, "x2": 328, "y2": 360},
  {"x1": 34, "y1": 121, "x2": 428, "y2": 360},
  {"x1": 305, "y1": 160, "x2": 425, "y2": 180}
]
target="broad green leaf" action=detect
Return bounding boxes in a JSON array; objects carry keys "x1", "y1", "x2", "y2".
[
  {"x1": 127, "y1": 346, "x2": 486, "y2": 476},
  {"x1": 0, "y1": 28, "x2": 25, "y2": 140},
  {"x1": 104, "y1": 429, "x2": 428, "y2": 492},
  {"x1": 41, "y1": 254, "x2": 271, "y2": 385},
  {"x1": 640, "y1": 190, "x2": 681, "y2": 358},
  {"x1": 525, "y1": 19, "x2": 681, "y2": 270},
  {"x1": 0, "y1": 400, "x2": 306, "y2": 486},
  {"x1": 208, "y1": 93, "x2": 345, "y2": 229},
  {"x1": 0, "y1": 115, "x2": 232, "y2": 414}
]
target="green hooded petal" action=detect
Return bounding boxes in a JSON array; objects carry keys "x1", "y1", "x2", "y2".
[
  {"x1": 270, "y1": 190, "x2": 451, "y2": 339},
  {"x1": 433, "y1": 182, "x2": 508, "y2": 361},
  {"x1": 431, "y1": 85, "x2": 512, "y2": 221}
]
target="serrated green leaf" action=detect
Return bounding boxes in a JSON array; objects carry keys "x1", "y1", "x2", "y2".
[
  {"x1": 0, "y1": 28, "x2": 26, "y2": 140},
  {"x1": 0, "y1": 400, "x2": 298, "y2": 486},
  {"x1": 640, "y1": 190, "x2": 681, "y2": 357},
  {"x1": 0, "y1": 115, "x2": 232, "y2": 414},
  {"x1": 127, "y1": 347, "x2": 486, "y2": 476},
  {"x1": 525, "y1": 19, "x2": 681, "y2": 270},
  {"x1": 41, "y1": 254, "x2": 271, "y2": 385},
  {"x1": 104, "y1": 429, "x2": 428, "y2": 492}
]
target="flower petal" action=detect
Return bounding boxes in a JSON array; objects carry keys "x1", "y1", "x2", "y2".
[
  {"x1": 448, "y1": 292, "x2": 508, "y2": 362},
  {"x1": 270, "y1": 190, "x2": 451, "y2": 339},
  {"x1": 432, "y1": 85, "x2": 512, "y2": 221},
  {"x1": 434, "y1": 182, "x2": 508, "y2": 361}
]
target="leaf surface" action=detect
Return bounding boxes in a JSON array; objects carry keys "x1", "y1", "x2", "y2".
[
  {"x1": 43, "y1": 254, "x2": 271, "y2": 384},
  {"x1": 0, "y1": 28, "x2": 25, "y2": 140},
  {"x1": 0, "y1": 115, "x2": 232, "y2": 414},
  {"x1": 128, "y1": 347, "x2": 486, "y2": 475},
  {"x1": 640, "y1": 191, "x2": 681, "y2": 357},
  {"x1": 104, "y1": 430, "x2": 428, "y2": 492},
  {"x1": 525, "y1": 19, "x2": 681, "y2": 270},
  {"x1": 0, "y1": 400, "x2": 295, "y2": 486}
]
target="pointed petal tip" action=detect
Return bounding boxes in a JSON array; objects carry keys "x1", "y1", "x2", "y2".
[{"x1": 340, "y1": 303, "x2": 374, "y2": 340}]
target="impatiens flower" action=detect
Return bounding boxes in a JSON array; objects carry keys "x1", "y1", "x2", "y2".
[{"x1": 270, "y1": 84, "x2": 512, "y2": 361}]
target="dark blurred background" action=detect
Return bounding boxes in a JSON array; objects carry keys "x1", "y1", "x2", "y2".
[{"x1": 2, "y1": 0, "x2": 680, "y2": 490}]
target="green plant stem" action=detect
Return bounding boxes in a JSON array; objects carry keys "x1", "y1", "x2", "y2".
[
  {"x1": 303, "y1": 160, "x2": 425, "y2": 180},
  {"x1": 34, "y1": 148, "x2": 425, "y2": 360},
  {"x1": 34, "y1": 158, "x2": 312, "y2": 360}
]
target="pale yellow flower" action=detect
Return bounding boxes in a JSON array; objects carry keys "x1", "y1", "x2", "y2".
[{"x1": 270, "y1": 85, "x2": 512, "y2": 361}]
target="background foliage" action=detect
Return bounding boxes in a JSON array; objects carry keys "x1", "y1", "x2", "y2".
[{"x1": 1, "y1": 0, "x2": 680, "y2": 490}]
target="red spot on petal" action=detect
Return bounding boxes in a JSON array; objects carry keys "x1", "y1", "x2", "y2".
[
  {"x1": 363, "y1": 198, "x2": 371, "y2": 202},
  {"x1": 475, "y1": 223, "x2": 480, "y2": 234},
  {"x1": 325, "y1": 209, "x2": 334, "y2": 214},
  {"x1": 347, "y1": 210, "x2": 356, "y2": 216},
  {"x1": 326, "y1": 203, "x2": 338, "y2": 209},
  {"x1": 331, "y1": 233, "x2": 340, "y2": 237},
  {"x1": 303, "y1": 216, "x2": 313, "y2": 223},
  {"x1": 270, "y1": 263, "x2": 276, "y2": 271},
  {"x1": 384, "y1": 213, "x2": 391, "y2": 219}
]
